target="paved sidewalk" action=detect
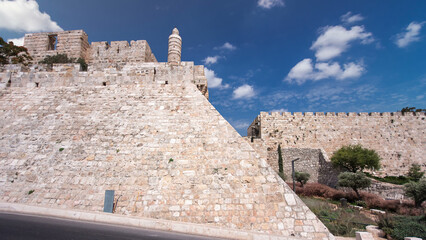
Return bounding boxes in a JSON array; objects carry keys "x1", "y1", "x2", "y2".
[{"x1": 0, "y1": 202, "x2": 305, "y2": 240}]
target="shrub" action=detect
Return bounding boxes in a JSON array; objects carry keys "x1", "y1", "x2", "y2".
[
  {"x1": 338, "y1": 172, "x2": 371, "y2": 199},
  {"x1": 302, "y1": 196, "x2": 375, "y2": 237},
  {"x1": 331, "y1": 145, "x2": 380, "y2": 173},
  {"x1": 295, "y1": 172, "x2": 310, "y2": 187},
  {"x1": 39, "y1": 53, "x2": 88, "y2": 71},
  {"x1": 364, "y1": 172, "x2": 409, "y2": 185},
  {"x1": 378, "y1": 214, "x2": 426, "y2": 240},
  {"x1": 39, "y1": 53, "x2": 74, "y2": 64},
  {"x1": 404, "y1": 179, "x2": 426, "y2": 207},
  {"x1": 407, "y1": 164, "x2": 424, "y2": 182}
]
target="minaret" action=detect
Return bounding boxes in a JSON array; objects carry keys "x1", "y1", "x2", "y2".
[{"x1": 167, "y1": 28, "x2": 182, "y2": 66}]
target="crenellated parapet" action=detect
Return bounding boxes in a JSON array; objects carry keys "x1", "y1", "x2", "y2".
[
  {"x1": 88, "y1": 40, "x2": 157, "y2": 68},
  {"x1": 249, "y1": 111, "x2": 426, "y2": 177},
  {"x1": 259, "y1": 111, "x2": 425, "y2": 117}
]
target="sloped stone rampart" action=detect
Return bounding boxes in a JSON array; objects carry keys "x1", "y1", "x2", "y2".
[
  {"x1": 249, "y1": 112, "x2": 425, "y2": 177},
  {"x1": 0, "y1": 65, "x2": 333, "y2": 239}
]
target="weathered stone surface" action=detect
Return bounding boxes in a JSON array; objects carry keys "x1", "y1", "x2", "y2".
[
  {"x1": 248, "y1": 112, "x2": 425, "y2": 177},
  {"x1": 0, "y1": 30, "x2": 333, "y2": 239}
]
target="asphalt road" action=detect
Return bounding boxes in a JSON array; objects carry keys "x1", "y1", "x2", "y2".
[{"x1": 0, "y1": 212, "x2": 225, "y2": 240}]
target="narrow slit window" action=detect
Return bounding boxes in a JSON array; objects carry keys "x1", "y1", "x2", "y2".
[
  {"x1": 103, "y1": 82, "x2": 107, "y2": 86},
  {"x1": 165, "y1": 81, "x2": 168, "y2": 85},
  {"x1": 48, "y1": 35, "x2": 58, "y2": 50},
  {"x1": 35, "y1": 82, "x2": 39, "y2": 87}
]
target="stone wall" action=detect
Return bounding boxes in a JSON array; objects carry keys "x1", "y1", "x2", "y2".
[
  {"x1": 245, "y1": 138, "x2": 339, "y2": 187},
  {"x1": 24, "y1": 30, "x2": 157, "y2": 66},
  {"x1": 248, "y1": 112, "x2": 425, "y2": 177},
  {"x1": 0, "y1": 63, "x2": 332, "y2": 239},
  {"x1": 88, "y1": 40, "x2": 157, "y2": 68},
  {"x1": 24, "y1": 30, "x2": 90, "y2": 63},
  {"x1": 0, "y1": 62, "x2": 208, "y2": 99}
]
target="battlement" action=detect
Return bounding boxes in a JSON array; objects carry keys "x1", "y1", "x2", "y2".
[
  {"x1": 260, "y1": 111, "x2": 426, "y2": 117},
  {"x1": 24, "y1": 30, "x2": 157, "y2": 66},
  {"x1": 249, "y1": 110, "x2": 425, "y2": 177},
  {"x1": 88, "y1": 40, "x2": 157, "y2": 68}
]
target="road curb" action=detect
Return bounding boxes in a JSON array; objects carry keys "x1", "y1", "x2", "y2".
[{"x1": 0, "y1": 202, "x2": 301, "y2": 240}]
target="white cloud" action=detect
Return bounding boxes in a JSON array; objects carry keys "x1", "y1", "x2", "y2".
[
  {"x1": 416, "y1": 95, "x2": 424, "y2": 100},
  {"x1": 311, "y1": 25, "x2": 373, "y2": 61},
  {"x1": 214, "y1": 42, "x2": 236, "y2": 51},
  {"x1": 229, "y1": 119, "x2": 250, "y2": 130},
  {"x1": 257, "y1": 0, "x2": 284, "y2": 9},
  {"x1": 0, "y1": 0, "x2": 63, "y2": 32},
  {"x1": 285, "y1": 58, "x2": 364, "y2": 84},
  {"x1": 395, "y1": 22, "x2": 424, "y2": 48},
  {"x1": 341, "y1": 12, "x2": 364, "y2": 24},
  {"x1": 204, "y1": 68, "x2": 229, "y2": 89},
  {"x1": 233, "y1": 84, "x2": 255, "y2": 99},
  {"x1": 203, "y1": 56, "x2": 221, "y2": 65},
  {"x1": 285, "y1": 58, "x2": 314, "y2": 84},
  {"x1": 7, "y1": 36, "x2": 25, "y2": 46}
]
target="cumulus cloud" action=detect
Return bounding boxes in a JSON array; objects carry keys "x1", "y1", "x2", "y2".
[
  {"x1": 257, "y1": 0, "x2": 284, "y2": 9},
  {"x1": 214, "y1": 42, "x2": 236, "y2": 51},
  {"x1": 7, "y1": 36, "x2": 25, "y2": 46},
  {"x1": 0, "y1": 0, "x2": 63, "y2": 32},
  {"x1": 311, "y1": 25, "x2": 373, "y2": 61},
  {"x1": 204, "y1": 68, "x2": 229, "y2": 89},
  {"x1": 341, "y1": 12, "x2": 364, "y2": 24},
  {"x1": 203, "y1": 56, "x2": 221, "y2": 65},
  {"x1": 285, "y1": 58, "x2": 364, "y2": 84},
  {"x1": 395, "y1": 22, "x2": 424, "y2": 48},
  {"x1": 233, "y1": 84, "x2": 255, "y2": 99}
]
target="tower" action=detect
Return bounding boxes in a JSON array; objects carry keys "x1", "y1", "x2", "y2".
[{"x1": 167, "y1": 28, "x2": 182, "y2": 66}]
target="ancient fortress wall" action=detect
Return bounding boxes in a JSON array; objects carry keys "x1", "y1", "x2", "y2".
[
  {"x1": 0, "y1": 30, "x2": 333, "y2": 239},
  {"x1": 248, "y1": 111, "x2": 425, "y2": 177},
  {"x1": 25, "y1": 30, "x2": 90, "y2": 62},
  {"x1": 89, "y1": 40, "x2": 157, "y2": 68},
  {"x1": 24, "y1": 30, "x2": 157, "y2": 65}
]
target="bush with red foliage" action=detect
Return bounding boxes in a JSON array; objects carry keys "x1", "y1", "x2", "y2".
[{"x1": 288, "y1": 182, "x2": 424, "y2": 216}]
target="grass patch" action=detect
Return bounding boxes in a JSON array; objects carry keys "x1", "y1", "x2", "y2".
[
  {"x1": 301, "y1": 197, "x2": 375, "y2": 237},
  {"x1": 364, "y1": 172, "x2": 409, "y2": 185}
]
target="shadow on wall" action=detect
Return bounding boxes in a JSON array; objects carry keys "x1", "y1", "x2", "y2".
[{"x1": 267, "y1": 146, "x2": 340, "y2": 188}]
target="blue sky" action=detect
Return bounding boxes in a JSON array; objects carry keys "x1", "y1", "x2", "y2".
[{"x1": 1, "y1": 0, "x2": 425, "y2": 136}]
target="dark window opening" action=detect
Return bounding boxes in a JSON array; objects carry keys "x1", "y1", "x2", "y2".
[
  {"x1": 153, "y1": 68, "x2": 156, "y2": 74},
  {"x1": 48, "y1": 34, "x2": 58, "y2": 50},
  {"x1": 117, "y1": 47, "x2": 119, "y2": 53},
  {"x1": 165, "y1": 81, "x2": 168, "y2": 85},
  {"x1": 102, "y1": 82, "x2": 107, "y2": 86},
  {"x1": 35, "y1": 82, "x2": 39, "y2": 87}
]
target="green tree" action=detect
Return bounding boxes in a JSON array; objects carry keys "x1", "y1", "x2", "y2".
[
  {"x1": 295, "y1": 172, "x2": 310, "y2": 187},
  {"x1": 338, "y1": 172, "x2": 371, "y2": 199},
  {"x1": 277, "y1": 144, "x2": 286, "y2": 181},
  {"x1": 0, "y1": 37, "x2": 32, "y2": 65},
  {"x1": 407, "y1": 164, "x2": 424, "y2": 182},
  {"x1": 400, "y1": 107, "x2": 426, "y2": 114},
  {"x1": 404, "y1": 179, "x2": 426, "y2": 207},
  {"x1": 331, "y1": 145, "x2": 381, "y2": 173}
]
